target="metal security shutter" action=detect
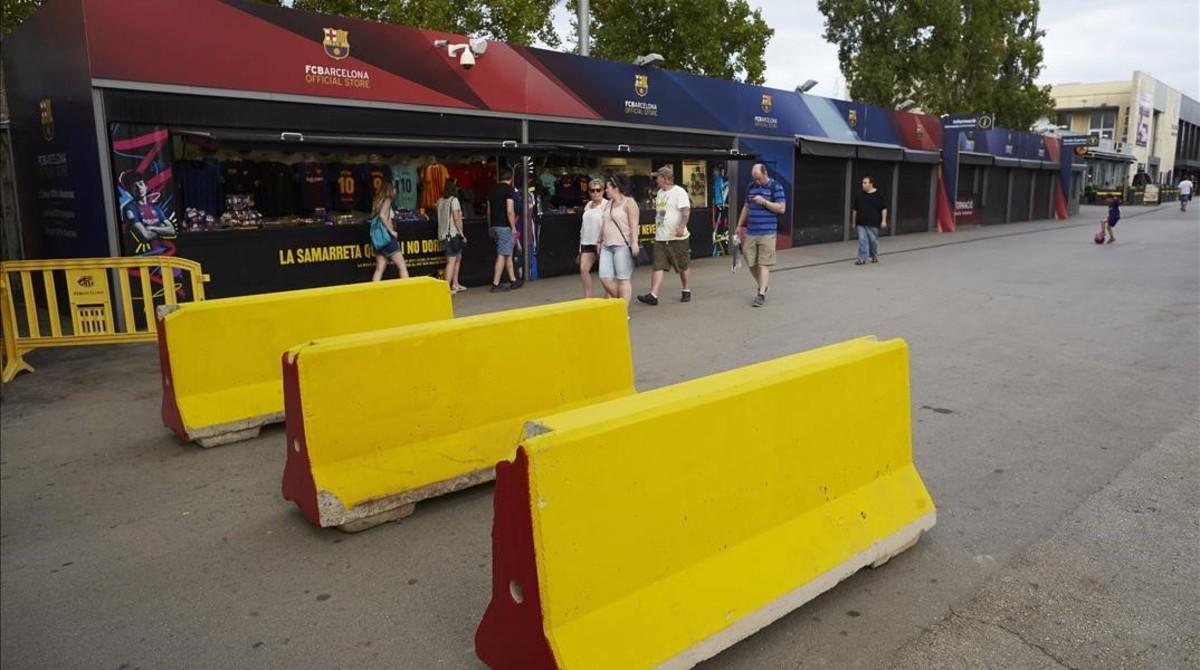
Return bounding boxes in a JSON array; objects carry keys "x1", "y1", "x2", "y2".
[
  {"x1": 896, "y1": 163, "x2": 931, "y2": 234},
  {"x1": 984, "y1": 167, "x2": 1009, "y2": 224},
  {"x1": 1011, "y1": 169, "x2": 1033, "y2": 222},
  {"x1": 793, "y1": 155, "x2": 847, "y2": 245}
]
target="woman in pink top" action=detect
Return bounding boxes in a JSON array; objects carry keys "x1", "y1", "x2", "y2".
[{"x1": 599, "y1": 175, "x2": 641, "y2": 306}]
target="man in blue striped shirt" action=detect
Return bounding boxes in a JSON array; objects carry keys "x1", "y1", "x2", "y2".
[{"x1": 736, "y1": 164, "x2": 787, "y2": 307}]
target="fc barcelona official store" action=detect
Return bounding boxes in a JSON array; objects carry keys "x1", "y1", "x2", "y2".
[{"x1": 6, "y1": 0, "x2": 1076, "y2": 297}]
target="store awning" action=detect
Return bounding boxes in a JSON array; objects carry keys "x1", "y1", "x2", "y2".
[
  {"x1": 855, "y1": 141, "x2": 904, "y2": 161},
  {"x1": 1071, "y1": 162, "x2": 1087, "y2": 171},
  {"x1": 1085, "y1": 149, "x2": 1138, "y2": 162},
  {"x1": 993, "y1": 156, "x2": 1022, "y2": 167},
  {"x1": 174, "y1": 128, "x2": 538, "y2": 154},
  {"x1": 547, "y1": 143, "x2": 754, "y2": 160},
  {"x1": 795, "y1": 135, "x2": 857, "y2": 158},
  {"x1": 959, "y1": 151, "x2": 994, "y2": 166},
  {"x1": 903, "y1": 148, "x2": 941, "y2": 164},
  {"x1": 1018, "y1": 159, "x2": 1043, "y2": 169},
  {"x1": 1040, "y1": 160, "x2": 1060, "y2": 170}
]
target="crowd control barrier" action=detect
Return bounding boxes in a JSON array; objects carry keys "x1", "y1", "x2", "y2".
[
  {"x1": 1, "y1": 257, "x2": 208, "y2": 383},
  {"x1": 281, "y1": 299, "x2": 634, "y2": 532},
  {"x1": 158, "y1": 278, "x2": 451, "y2": 447},
  {"x1": 476, "y1": 336, "x2": 936, "y2": 670}
]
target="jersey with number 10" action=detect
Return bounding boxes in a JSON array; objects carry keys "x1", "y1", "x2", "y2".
[{"x1": 391, "y1": 164, "x2": 419, "y2": 211}]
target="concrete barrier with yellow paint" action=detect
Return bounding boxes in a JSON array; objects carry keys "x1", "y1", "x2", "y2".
[
  {"x1": 281, "y1": 299, "x2": 635, "y2": 532},
  {"x1": 476, "y1": 336, "x2": 936, "y2": 670},
  {"x1": 158, "y1": 278, "x2": 451, "y2": 447}
]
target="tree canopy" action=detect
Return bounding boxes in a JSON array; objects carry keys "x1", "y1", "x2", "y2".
[
  {"x1": 291, "y1": 0, "x2": 562, "y2": 47},
  {"x1": 818, "y1": 0, "x2": 1055, "y2": 129},
  {"x1": 573, "y1": 0, "x2": 773, "y2": 84}
]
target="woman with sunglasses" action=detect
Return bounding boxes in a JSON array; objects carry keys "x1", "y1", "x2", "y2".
[
  {"x1": 599, "y1": 175, "x2": 640, "y2": 307},
  {"x1": 578, "y1": 178, "x2": 606, "y2": 298}
]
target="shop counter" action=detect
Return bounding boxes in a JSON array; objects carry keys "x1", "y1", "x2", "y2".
[{"x1": 162, "y1": 217, "x2": 497, "y2": 298}]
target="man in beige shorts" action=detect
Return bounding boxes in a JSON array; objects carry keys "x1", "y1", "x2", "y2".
[
  {"x1": 638, "y1": 166, "x2": 693, "y2": 306},
  {"x1": 736, "y1": 164, "x2": 787, "y2": 307}
]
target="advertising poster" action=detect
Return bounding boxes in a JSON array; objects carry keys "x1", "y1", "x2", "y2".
[
  {"x1": 1136, "y1": 91, "x2": 1153, "y2": 148},
  {"x1": 109, "y1": 123, "x2": 186, "y2": 309},
  {"x1": 681, "y1": 160, "x2": 708, "y2": 208}
]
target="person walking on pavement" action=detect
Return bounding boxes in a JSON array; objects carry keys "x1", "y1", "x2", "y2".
[
  {"x1": 486, "y1": 168, "x2": 523, "y2": 292},
  {"x1": 735, "y1": 163, "x2": 787, "y2": 307},
  {"x1": 578, "y1": 178, "x2": 605, "y2": 298},
  {"x1": 598, "y1": 176, "x2": 641, "y2": 308},
  {"x1": 852, "y1": 176, "x2": 888, "y2": 265},
  {"x1": 437, "y1": 178, "x2": 467, "y2": 293},
  {"x1": 638, "y1": 166, "x2": 692, "y2": 305},
  {"x1": 1100, "y1": 195, "x2": 1121, "y2": 243},
  {"x1": 1178, "y1": 176, "x2": 1193, "y2": 212},
  {"x1": 369, "y1": 182, "x2": 410, "y2": 281}
]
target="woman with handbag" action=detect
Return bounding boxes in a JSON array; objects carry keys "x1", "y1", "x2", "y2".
[
  {"x1": 578, "y1": 178, "x2": 605, "y2": 298},
  {"x1": 437, "y1": 178, "x2": 468, "y2": 293},
  {"x1": 598, "y1": 175, "x2": 640, "y2": 307},
  {"x1": 370, "y1": 182, "x2": 410, "y2": 281}
]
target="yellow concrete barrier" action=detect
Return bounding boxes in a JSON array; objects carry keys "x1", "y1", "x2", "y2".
[
  {"x1": 476, "y1": 336, "x2": 936, "y2": 670},
  {"x1": 281, "y1": 299, "x2": 635, "y2": 531},
  {"x1": 158, "y1": 278, "x2": 451, "y2": 447}
]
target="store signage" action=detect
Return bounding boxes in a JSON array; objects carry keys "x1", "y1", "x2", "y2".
[
  {"x1": 625, "y1": 74, "x2": 657, "y2": 117},
  {"x1": 1060, "y1": 135, "x2": 1090, "y2": 147},
  {"x1": 323, "y1": 28, "x2": 350, "y2": 60},
  {"x1": 307, "y1": 28, "x2": 369, "y2": 89},
  {"x1": 943, "y1": 113, "x2": 993, "y2": 131},
  {"x1": 955, "y1": 199, "x2": 974, "y2": 217},
  {"x1": 753, "y1": 91, "x2": 779, "y2": 129},
  {"x1": 39, "y1": 98, "x2": 54, "y2": 142},
  {"x1": 1074, "y1": 146, "x2": 1088, "y2": 156}
]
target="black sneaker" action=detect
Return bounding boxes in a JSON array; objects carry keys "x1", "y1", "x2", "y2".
[
  {"x1": 753, "y1": 293, "x2": 766, "y2": 307},
  {"x1": 490, "y1": 283, "x2": 510, "y2": 293},
  {"x1": 855, "y1": 259, "x2": 866, "y2": 265},
  {"x1": 870, "y1": 256, "x2": 879, "y2": 263},
  {"x1": 680, "y1": 290, "x2": 692, "y2": 303},
  {"x1": 511, "y1": 278, "x2": 525, "y2": 289},
  {"x1": 637, "y1": 293, "x2": 659, "y2": 306}
]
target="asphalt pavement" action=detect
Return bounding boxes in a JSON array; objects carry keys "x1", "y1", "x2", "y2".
[{"x1": 2, "y1": 204, "x2": 1197, "y2": 669}]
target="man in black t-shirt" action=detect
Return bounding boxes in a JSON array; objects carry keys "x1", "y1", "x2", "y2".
[
  {"x1": 851, "y1": 176, "x2": 888, "y2": 265},
  {"x1": 486, "y1": 169, "x2": 523, "y2": 291}
]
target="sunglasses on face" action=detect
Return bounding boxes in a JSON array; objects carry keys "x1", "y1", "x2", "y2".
[{"x1": 590, "y1": 188, "x2": 603, "y2": 192}]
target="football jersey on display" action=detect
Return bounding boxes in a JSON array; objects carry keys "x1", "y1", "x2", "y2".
[{"x1": 391, "y1": 163, "x2": 419, "y2": 211}]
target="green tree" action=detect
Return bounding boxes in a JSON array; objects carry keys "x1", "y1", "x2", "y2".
[
  {"x1": 818, "y1": 0, "x2": 1054, "y2": 130},
  {"x1": 2, "y1": 0, "x2": 44, "y2": 34},
  {"x1": 573, "y1": 0, "x2": 773, "y2": 84},
  {"x1": 291, "y1": 0, "x2": 561, "y2": 47}
]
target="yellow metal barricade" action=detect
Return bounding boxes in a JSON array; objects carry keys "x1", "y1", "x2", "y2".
[{"x1": 0, "y1": 257, "x2": 209, "y2": 383}]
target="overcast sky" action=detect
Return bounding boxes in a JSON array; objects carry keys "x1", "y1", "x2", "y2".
[{"x1": 548, "y1": 0, "x2": 1200, "y2": 100}]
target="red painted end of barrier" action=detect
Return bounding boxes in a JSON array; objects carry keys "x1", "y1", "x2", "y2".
[
  {"x1": 281, "y1": 351, "x2": 321, "y2": 526},
  {"x1": 156, "y1": 317, "x2": 190, "y2": 443},
  {"x1": 1055, "y1": 188, "x2": 1069, "y2": 220},
  {"x1": 475, "y1": 447, "x2": 558, "y2": 670}
]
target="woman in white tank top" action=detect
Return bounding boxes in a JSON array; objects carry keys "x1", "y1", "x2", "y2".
[{"x1": 579, "y1": 178, "x2": 605, "y2": 298}]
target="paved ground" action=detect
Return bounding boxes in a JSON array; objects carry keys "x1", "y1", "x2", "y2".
[{"x1": 2, "y1": 204, "x2": 1197, "y2": 669}]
